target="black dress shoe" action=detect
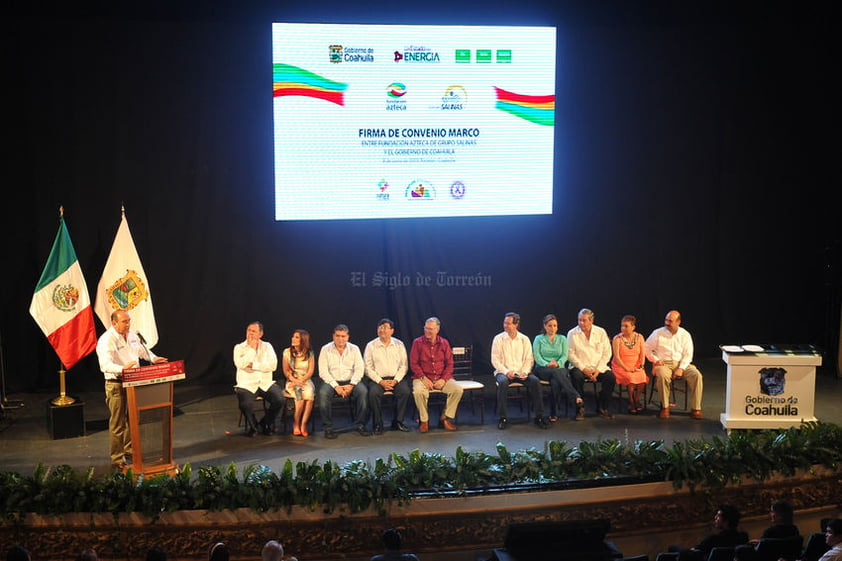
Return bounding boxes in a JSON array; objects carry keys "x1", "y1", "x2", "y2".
[
  {"x1": 497, "y1": 417, "x2": 508, "y2": 430},
  {"x1": 260, "y1": 421, "x2": 273, "y2": 435},
  {"x1": 356, "y1": 425, "x2": 371, "y2": 437},
  {"x1": 373, "y1": 424, "x2": 383, "y2": 435},
  {"x1": 392, "y1": 421, "x2": 410, "y2": 432},
  {"x1": 245, "y1": 426, "x2": 257, "y2": 437},
  {"x1": 598, "y1": 408, "x2": 615, "y2": 420},
  {"x1": 535, "y1": 416, "x2": 549, "y2": 429},
  {"x1": 324, "y1": 429, "x2": 338, "y2": 440}
]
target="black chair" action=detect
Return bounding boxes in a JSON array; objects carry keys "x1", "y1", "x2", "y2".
[
  {"x1": 755, "y1": 536, "x2": 803, "y2": 561},
  {"x1": 235, "y1": 389, "x2": 267, "y2": 429},
  {"x1": 800, "y1": 533, "x2": 828, "y2": 561},
  {"x1": 424, "y1": 344, "x2": 485, "y2": 424},
  {"x1": 707, "y1": 547, "x2": 737, "y2": 561},
  {"x1": 647, "y1": 371, "x2": 688, "y2": 410}
]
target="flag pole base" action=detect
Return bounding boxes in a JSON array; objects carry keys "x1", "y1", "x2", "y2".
[
  {"x1": 51, "y1": 369, "x2": 76, "y2": 406},
  {"x1": 51, "y1": 395, "x2": 76, "y2": 406}
]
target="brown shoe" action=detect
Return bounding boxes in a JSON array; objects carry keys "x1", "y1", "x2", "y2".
[
  {"x1": 419, "y1": 421, "x2": 429, "y2": 433},
  {"x1": 658, "y1": 408, "x2": 670, "y2": 419},
  {"x1": 441, "y1": 418, "x2": 457, "y2": 431},
  {"x1": 690, "y1": 409, "x2": 703, "y2": 419},
  {"x1": 575, "y1": 403, "x2": 586, "y2": 421}
]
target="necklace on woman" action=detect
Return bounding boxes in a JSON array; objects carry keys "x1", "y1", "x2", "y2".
[{"x1": 621, "y1": 333, "x2": 637, "y2": 349}]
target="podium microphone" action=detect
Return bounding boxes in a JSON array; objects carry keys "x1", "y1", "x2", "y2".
[{"x1": 136, "y1": 332, "x2": 150, "y2": 365}]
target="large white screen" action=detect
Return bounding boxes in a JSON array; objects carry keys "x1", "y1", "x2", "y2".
[{"x1": 272, "y1": 23, "x2": 556, "y2": 221}]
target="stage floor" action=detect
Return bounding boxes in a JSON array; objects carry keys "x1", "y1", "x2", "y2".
[{"x1": 1, "y1": 358, "x2": 840, "y2": 476}]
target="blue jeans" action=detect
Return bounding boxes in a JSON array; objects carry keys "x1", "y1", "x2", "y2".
[{"x1": 317, "y1": 381, "x2": 369, "y2": 431}]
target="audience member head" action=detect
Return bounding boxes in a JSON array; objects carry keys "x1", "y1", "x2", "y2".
[
  {"x1": 826, "y1": 519, "x2": 842, "y2": 547},
  {"x1": 6, "y1": 546, "x2": 31, "y2": 561},
  {"x1": 261, "y1": 540, "x2": 284, "y2": 561},
  {"x1": 208, "y1": 542, "x2": 229, "y2": 561},
  {"x1": 770, "y1": 500, "x2": 794, "y2": 525},
  {"x1": 78, "y1": 549, "x2": 98, "y2": 561},
  {"x1": 146, "y1": 546, "x2": 167, "y2": 561},
  {"x1": 716, "y1": 504, "x2": 741, "y2": 530},
  {"x1": 382, "y1": 528, "x2": 403, "y2": 551}
]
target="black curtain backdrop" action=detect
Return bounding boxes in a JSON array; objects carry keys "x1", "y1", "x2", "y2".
[{"x1": 3, "y1": 1, "x2": 839, "y2": 393}]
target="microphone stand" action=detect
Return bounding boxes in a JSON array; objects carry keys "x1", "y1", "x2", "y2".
[
  {"x1": 136, "y1": 332, "x2": 152, "y2": 366},
  {"x1": 0, "y1": 327, "x2": 25, "y2": 409}
]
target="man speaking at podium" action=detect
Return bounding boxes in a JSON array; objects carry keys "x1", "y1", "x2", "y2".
[{"x1": 97, "y1": 310, "x2": 167, "y2": 470}]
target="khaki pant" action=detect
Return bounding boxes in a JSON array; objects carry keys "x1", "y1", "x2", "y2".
[
  {"x1": 413, "y1": 378, "x2": 463, "y2": 422},
  {"x1": 653, "y1": 361, "x2": 703, "y2": 411},
  {"x1": 105, "y1": 380, "x2": 131, "y2": 464}
]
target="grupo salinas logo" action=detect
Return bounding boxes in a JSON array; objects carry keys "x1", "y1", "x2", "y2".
[
  {"x1": 440, "y1": 85, "x2": 466, "y2": 111},
  {"x1": 329, "y1": 44, "x2": 375, "y2": 63},
  {"x1": 394, "y1": 45, "x2": 441, "y2": 63},
  {"x1": 450, "y1": 181, "x2": 466, "y2": 199},
  {"x1": 405, "y1": 180, "x2": 436, "y2": 199}
]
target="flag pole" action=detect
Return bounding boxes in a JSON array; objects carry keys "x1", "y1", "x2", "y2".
[
  {"x1": 51, "y1": 362, "x2": 76, "y2": 406},
  {"x1": 51, "y1": 206, "x2": 76, "y2": 405},
  {"x1": 0, "y1": 327, "x2": 25, "y2": 409}
]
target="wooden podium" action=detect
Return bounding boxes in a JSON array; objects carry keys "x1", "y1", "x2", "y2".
[{"x1": 123, "y1": 360, "x2": 186, "y2": 476}]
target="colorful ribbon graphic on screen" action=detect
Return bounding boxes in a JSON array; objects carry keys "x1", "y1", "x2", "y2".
[
  {"x1": 273, "y1": 64, "x2": 348, "y2": 106},
  {"x1": 493, "y1": 87, "x2": 554, "y2": 126}
]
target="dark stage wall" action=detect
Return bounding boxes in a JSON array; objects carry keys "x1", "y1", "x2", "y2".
[{"x1": 3, "y1": 1, "x2": 839, "y2": 393}]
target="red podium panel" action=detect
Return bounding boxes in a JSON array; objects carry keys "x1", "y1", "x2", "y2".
[{"x1": 124, "y1": 361, "x2": 185, "y2": 476}]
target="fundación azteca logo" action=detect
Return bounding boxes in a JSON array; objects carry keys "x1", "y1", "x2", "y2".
[{"x1": 386, "y1": 83, "x2": 407, "y2": 111}]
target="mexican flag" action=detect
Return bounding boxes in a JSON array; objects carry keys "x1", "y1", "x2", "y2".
[{"x1": 29, "y1": 214, "x2": 97, "y2": 369}]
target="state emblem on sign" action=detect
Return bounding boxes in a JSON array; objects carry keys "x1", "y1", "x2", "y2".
[
  {"x1": 759, "y1": 367, "x2": 786, "y2": 396},
  {"x1": 106, "y1": 270, "x2": 148, "y2": 311}
]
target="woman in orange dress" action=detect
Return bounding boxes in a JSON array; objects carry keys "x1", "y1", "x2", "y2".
[{"x1": 611, "y1": 315, "x2": 648, "y2": 413}]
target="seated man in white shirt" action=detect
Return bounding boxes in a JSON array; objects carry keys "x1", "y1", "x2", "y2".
[
  {"x1": 317, "y1": 324, "x2": 370, "y2": 439},
  {"x1": 364, "y1": 318, "x2": 411, "y2": 435},
  {"x1": 567, "y1": 308, "x2": 617, "y2": 419},
  {"x1": 645, "y1": 310, "x2": 704, "y2": 419},
  {"x1": 233, "y1": 321, "x2": 284, "y2": 436},
  {"x1": 493, "y1": 312, "x2": 548, "y2": 430}
]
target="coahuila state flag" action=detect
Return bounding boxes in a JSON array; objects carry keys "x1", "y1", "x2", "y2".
[
  {"x1": 29, "y1": 213, "x2": 98, "y2": 369},
  {"x1": 95, "y1": 209, "x2": 158, "y2": 348}
]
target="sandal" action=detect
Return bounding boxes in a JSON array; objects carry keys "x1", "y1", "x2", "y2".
[{"x1": 293, "y1": 426, "x2": 301, "y2": 436}]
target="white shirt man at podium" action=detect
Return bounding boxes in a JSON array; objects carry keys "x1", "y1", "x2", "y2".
[
  {"x1": 233, "y1": 321, "x2": 284, "y2": 437},
  {"x1": 97, "y1": 310, "x2": 167, "y2": 470}
]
